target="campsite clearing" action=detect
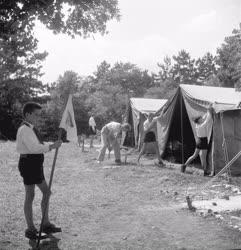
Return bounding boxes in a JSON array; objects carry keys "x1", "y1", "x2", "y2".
[{"x1": 1, "y1": 140, "x2": 241, "y2": 249}]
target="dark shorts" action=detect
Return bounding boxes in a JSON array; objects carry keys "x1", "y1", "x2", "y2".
[
  {"x1": 144, "y1": 131, "x2": 156, "y2": 143},
  {"x1": 18, "y1": 154, "x2": 45, "y2": 185},
  {"x1": 196, "y1": 137, "x2": 208, "y2": 150},
  {"x1": 89, "y1": 126, "x2": 96, "y2": 135}
]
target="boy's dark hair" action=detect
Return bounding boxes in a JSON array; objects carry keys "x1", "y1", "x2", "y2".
[{"x1": 23, "y1": 102, "x2": 42, "y2": 118}]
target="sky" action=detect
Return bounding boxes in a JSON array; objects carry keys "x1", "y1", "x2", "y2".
[{"x1": 34, "y1": 0, "x2": 241, "y2": 84}]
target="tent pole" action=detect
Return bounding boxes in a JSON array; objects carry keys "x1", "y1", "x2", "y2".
[{"x1": 180, "y1": 90, "x2": 184, "y2": 164}]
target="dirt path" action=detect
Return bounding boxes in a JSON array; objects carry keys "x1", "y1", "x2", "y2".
[{"x1": 1, "y1": 141, "x2": 241, "y2": 250}]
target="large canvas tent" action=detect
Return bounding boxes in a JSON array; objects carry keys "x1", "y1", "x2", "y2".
[
  {"x1": 157, "y1": 84, "x2": 241, "y2": 175},
  {"x1": 123, "y1": 98, "x2": 167, "y2": 152}
]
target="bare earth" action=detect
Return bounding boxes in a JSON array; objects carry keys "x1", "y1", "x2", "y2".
[{"x1": 1, "y1": 140, "x2": 241, "y2": 250}]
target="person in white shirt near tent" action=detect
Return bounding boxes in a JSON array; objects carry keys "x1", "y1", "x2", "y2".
[
  {"x1": 97, "y1": 121, "x2": 131, "y2": 164},
  {"x1": 88, "y1": 114, "x2": 96, "y2": 148},
  {"x1": 181, "y1": 104, "x2": 214, "y2": 176},
  {"x1": 137, "y1": 113, "x2": 164, "y2": 166}
]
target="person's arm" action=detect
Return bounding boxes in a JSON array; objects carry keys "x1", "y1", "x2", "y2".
[
  {"x1": 145, "y1": 117, "x2": 158, "y2": 132},
  {"x1": 201, "y1": 112, "x2": 212, "y2": 127},
  {"x1": 21, "y1": 127, "x2": 62, "y2": 153},
  {"x1": 21, "y1": 128, "x2": 50, "y2": 153},
  {"x1": 143, "y1": 119, "x2": 150, "y2": 132},
  {"x1": 49, "y1": 140, "x2": 62, "y2": 151},
  {"x1": 197, "y1": 112, "x2": 212, "y2": 133},
  {"x1": 152, "y1": 116, "x2": 159, "y2": 123}
]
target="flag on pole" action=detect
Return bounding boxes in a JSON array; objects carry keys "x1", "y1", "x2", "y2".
[{"x1": 59, "y1": 94, "x2": 78, "y2": 143}]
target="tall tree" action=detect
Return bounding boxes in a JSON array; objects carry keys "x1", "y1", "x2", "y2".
[
  {"x1": 157, "y1": 56, "x2": 173, "y2": 82},
  {"x1": 0, "y1": 0, "x2": 120, "y2": 139},
  {"x1": 85, "y1": 61, "x2": 153, "y2": 126},
  {"x1": 216, "y1": 24, "x2": 241, "y2": 88},
  {"x1": 0, "y1": 27, "x2": 48, "y2": 139},
  {"x1": 109, "y1": 62, "x2": 153, "y2": 96},
  {"x1": 172, "y1": 50, "x2": 196, "y2": 84},
  {"x1": 145, "y1": 78, "x2": 178, "y2": 99},
  {"x1": 45, "y1": 71, "x2": 88, "y2": 138},
  {"x1": 89, "y1": 60, "x2": 111, "y2": 92},
  {"x1": 195, "y1": 52, "x2": 217, "y2": 84}
]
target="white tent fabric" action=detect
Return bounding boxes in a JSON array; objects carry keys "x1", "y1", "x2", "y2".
[
  {"x1": 130, "y1": 98, "x2": 167, "y2": 114},
  {"x1": 180, "y1": 84, "x2": 241, "y2": 112},
  {"x1": 157, "y1": 84, "x2": 241, "y2": 175},
  {"x1": 123, "y1": 98, "x2": 167, "y2": 152}
]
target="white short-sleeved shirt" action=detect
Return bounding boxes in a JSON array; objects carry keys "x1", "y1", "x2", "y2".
[
  {"x1": 89, "y1": 116, "x2": 96, "y2": 129},
  {"x1": 16, "y1": 122, "x2": 49, "y2": 154},
  {"x1": 196, "y1": 112, "x2": 213, "y2": 138},
  {"x1": 143, "y1": 117, "x2": 158, "y2": 132},
  {"x1": 105, "y1": 122, "x2": 122, "y2": 136}
]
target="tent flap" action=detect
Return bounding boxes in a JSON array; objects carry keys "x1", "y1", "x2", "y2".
[{"x1": 158, "y1": 84, "x2": 241, "y2": 176}]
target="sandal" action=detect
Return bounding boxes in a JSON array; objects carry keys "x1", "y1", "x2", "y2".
[
  {"x1": 25, "y1": 228, "x2": 48, "y2": 240},
  {"x1": 155, "y1": 160, "x2": 164, "y2": 167},
  {"x1": 158, "y1": 161, "x2": 164, "y2": 167},
  {"x1": 204, "y1": 171, "x2": 212, "y2": 177},
  {"x1": 25, "y1": 228, "x2": 38, "y2": 240},
  {"x1": 42, "y1": 223, "x2": 62, "y2": 234}
]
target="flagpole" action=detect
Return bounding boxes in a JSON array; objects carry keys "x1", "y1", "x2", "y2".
[
  {"x1": 36, "y1": 96, "x2": 69, "y2": 248},
  {"x1": 36, "y1": 131, "x2": 63, "y2": 247}
]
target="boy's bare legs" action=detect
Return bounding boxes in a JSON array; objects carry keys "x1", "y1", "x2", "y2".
[
  {"x1": 112, "y1": 139, "x2": 121, "y2": 162},
  {"x1": 37, "y1": 180, "x2": 61, "y2": 233},
  {"x1": 137, "y1": 143, "x2": 147, "y2": 164},
  {"x1": 184, "y1": 148, "x2": 200, "y2": 166},
  {"x1": 90, "y1": 135, "x2": 94, "y2": 148},
  {"x1": 199, "y1": 149, "x2": 208, "y2": 174},
  {"x1": 37, "y1": 180, "x2": 51, "y2": 226},
  {"x1": 24, "y1": 185, "x2": 36, "y2": 230},
  {"x1": 181, "y1": 148, "x2": 200, "y2": 173},
  {"x1": 97, "y1": 132, "x2": 108, "y2": 162},
  {"x1": 154, "y1": 142, "x2": 163, "y2": 164}
]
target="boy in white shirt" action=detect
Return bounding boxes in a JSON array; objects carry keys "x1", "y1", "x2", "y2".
[
  {"x1": 137, "y1": 113, "x2": 164, "y2": 166},
  {"x1": 16, "y1": 102, "x2": 62, "y2": 239},
  {"x1": 181, "y1": 104, "x2": 214, "y2": 176},
  {"x1": 88, "y1": 115, "x2": 96, "y2": 148},
  {"x1": 97, "y1": 121, "x2": 131, "y2": 164}
]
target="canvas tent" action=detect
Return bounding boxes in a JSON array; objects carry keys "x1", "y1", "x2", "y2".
[
  {"x1": 157, "y1": 84, "x2": 241, "y2": 175},
  {"x1": 123, "y1": 98, "x2": 167, "y2": 152}
]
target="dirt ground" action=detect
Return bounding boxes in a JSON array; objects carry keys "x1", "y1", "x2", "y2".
[{"x1": 1, "y1": 140, "x2": 241, "y2": 250}]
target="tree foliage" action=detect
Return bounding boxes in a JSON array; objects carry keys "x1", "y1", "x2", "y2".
[
  {"x1": 84, "y1": 61, "x2": 153, "y2": 127},
  {"x1": 0, "y1": 0, "x2": 120, "y2": 139},
  {"x1": 156, "y1": 50, "x2": 220, "y2": 87},
  {"x1": 43, "y1": 63, "x2": 152, "y2": 137},
  {"x1": 157, "y1": 56, "x2": 173, "y2": 82},
  {"x1": 171, "y1": 50, "x2": 196, "y2": 84},
  {"x1": 216, "y1": 24, "x2": 241, "y2": 88},
  {"x1": 0, "y1": 26, "x2": 48, "y2": 139},
  {"x1": 0, "y1": 0, "x2": 120, "y2": 39},
  {"x1": 195, "y1": 52, "x2": 217, "y2": 84}
]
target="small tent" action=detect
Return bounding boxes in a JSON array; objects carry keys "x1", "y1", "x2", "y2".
[
  {"x1": 123, "y1": 98, "x2": 167, "y2": 152},
  {"x1": 157, "y1": 84, "x2": 241, "y2": 175}
]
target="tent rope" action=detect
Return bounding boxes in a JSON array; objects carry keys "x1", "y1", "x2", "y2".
[
  {"x1": 186, "y1": 111, "x2": 234, "y2": 200},
  {"x1": 180, "y1": 91, "x2": 184, "y2": 164},
  {"x1": 191, "y1": 149, "x2": 241, "y2": 199},
  {"x1": 220, "y1": 112, "x2": 232, "y2": 181}
]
